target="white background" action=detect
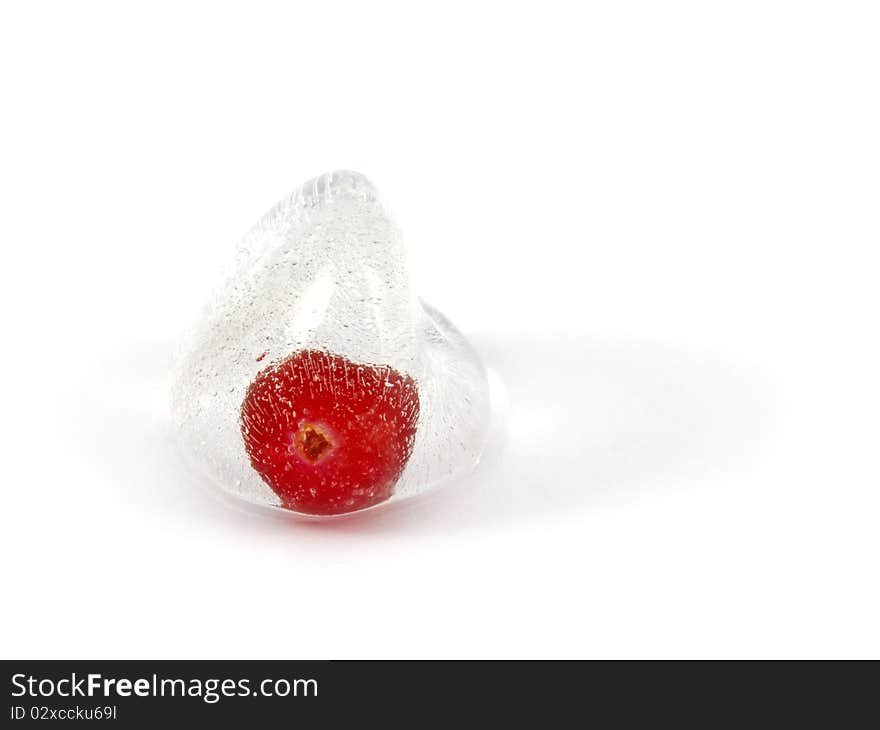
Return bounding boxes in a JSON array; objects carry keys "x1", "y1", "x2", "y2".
[{"x1": 1, "y1": 2, "x2": 878, "y2": 659}]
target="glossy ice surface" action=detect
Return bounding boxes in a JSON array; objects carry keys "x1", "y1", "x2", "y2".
[{"x1": 171, "y1": 171, "x2": 490, "y2": 517}]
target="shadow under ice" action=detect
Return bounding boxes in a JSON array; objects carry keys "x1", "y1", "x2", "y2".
[{"x1": 67, "y1": 332, "x2": 780, "y2": 538}]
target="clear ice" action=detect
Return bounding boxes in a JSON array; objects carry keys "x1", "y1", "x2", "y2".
[{"x1": 171, "y1": 171, "x2": 491, "y2": 516}]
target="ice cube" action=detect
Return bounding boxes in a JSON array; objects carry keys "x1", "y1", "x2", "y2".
[{"x1": 171, "y1": 171, "x2": 490, "y2": 517}]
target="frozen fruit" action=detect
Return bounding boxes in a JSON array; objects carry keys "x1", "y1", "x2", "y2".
[
  {"x1": 240, "y1": 349, "x2": 420, "y2": 515},
  {"x1": 171, "y1": 171, "x2": 491, "y2": 517}
]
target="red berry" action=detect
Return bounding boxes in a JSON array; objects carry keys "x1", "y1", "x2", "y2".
[{"x1": 240, "y1": 350, "x2": 420, "y2": 515}]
